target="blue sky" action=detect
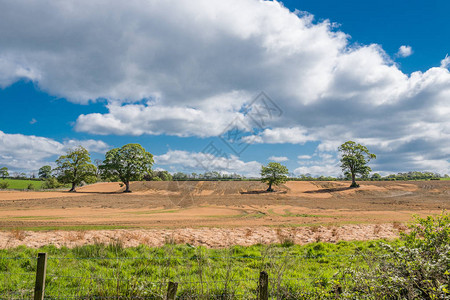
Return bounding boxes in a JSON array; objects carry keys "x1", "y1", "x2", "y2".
[{"x1": 0, "y1": 0, "x2": 449, "y2": 177}]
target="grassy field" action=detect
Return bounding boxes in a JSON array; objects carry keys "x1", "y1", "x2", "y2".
[
  {"x1": 0, "y1": 179, "x2": 44, "y2": 190},
  {"x1": 0, "y1": 240, "x2": 391, "y2": 298}
]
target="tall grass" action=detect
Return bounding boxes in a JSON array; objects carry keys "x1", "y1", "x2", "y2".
[{"x1": 0, "y1": 240, "x2": 391, "y2": 298}]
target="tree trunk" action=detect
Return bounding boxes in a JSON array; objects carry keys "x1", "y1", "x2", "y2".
[
  {"x1": 69, "y1": 182, "x2": 76, "y2": 192},
  {"x1": 124, "y1": 181, "x2": 131, "y2": 193},
  {"x1": 266, "y1": 182, "x2": 273, "y2": 192},
  {"x1": 350, "y1": 173, "x2": 359, "y2": 188}
]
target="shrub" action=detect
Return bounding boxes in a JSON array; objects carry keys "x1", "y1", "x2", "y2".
[
  {"x1": 348, "y1": 213, "x2": 450, "y2": 299},
  {"x1": 41, "y1": 177, "x2": 62, "y2": 189},
  {"x1": 27, "y1": 183, "x2": 34, "y2": 190},
  {"x1": 0, "y1": 181, "x2": 9, "y2": 189}
]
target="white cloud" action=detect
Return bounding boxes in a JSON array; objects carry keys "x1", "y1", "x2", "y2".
[
  {"x1": 441, "y1": 54, "x2": 450, "y2": 68},
  {"x1": 268, "y1": 156, "x2": 288, "y2": 162},
  {"x1": 155, "y1": 150, "x2": 262, "y2": 177},
  {"x1": 297, "y1": 155, "x2": 312, "y2": 160},
  {"x1": 0, "y1": 0, "x2": 448, "y2": 175},
  {"x1": 75, "y1": 91, "x2": 249, "y2": 137},
  {"x1": 294, "y1": 152, "x2": 341, "y2": 177},
  {"x1": 63, "y1": 139, "x2": 110, "y2": 154},
  {"x1": 397, "y1": 45, "x2": 413, "y2": 57},
  {"x1": 244, "y1": 127, "x2": 316, "y2": 144},
  {"x1": 0, "y1": 131, "x2": 109, "y2": 171}
]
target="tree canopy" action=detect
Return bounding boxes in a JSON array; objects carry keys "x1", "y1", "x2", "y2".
[
  {"x1": 260, "y1": 162, "x2": 289, "y2": 192},
  {"x1": 100, "y1": 143, "x2": 154, "y2": 192},
  {"x1": 146, "y1": 170, "x2": 173, "y2": 181},
  {"x1": 338, "y1": 141, "x2": 376, "y2": 188},
  {"x1": 0, "y1": 167, "x2": 8, "y2": 179},
  {"x1": 55, "y1": 146, "x2": 97, "y2": 192},
  {"x1": 38, "y1": 165, "x2": 52, "y2": 179}
]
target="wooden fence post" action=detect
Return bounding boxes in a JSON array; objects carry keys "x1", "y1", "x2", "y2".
[
  {"x1": 34, "y1": 252, "x2": 47, "y2": 300},
  {"x1": 258, "y1": 271, "x2": 269, "y2": 300},
  {"x1": 166, "y1": 281, "x2": 178, "y2": 300}
]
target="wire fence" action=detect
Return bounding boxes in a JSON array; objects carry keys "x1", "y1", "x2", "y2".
[{"x1": 0, "y1": 250, "x2": 378, "y2": 299}]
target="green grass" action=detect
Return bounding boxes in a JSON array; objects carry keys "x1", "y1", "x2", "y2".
[
  {"x1": 0, "y1": 240, "x2": 397, "y2": 298},
  {"x1": 0, "y1": 179, "x2": 44, "y2": 190}
]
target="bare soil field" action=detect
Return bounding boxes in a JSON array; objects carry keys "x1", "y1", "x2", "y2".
[{"x1": 0, "y1": 180, "x2": 448, "y2": 247}]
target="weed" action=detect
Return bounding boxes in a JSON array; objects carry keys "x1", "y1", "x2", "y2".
[
  {"x1": 9, "y1": 229, "x2": 25, "y2": 241},
  {"x1": 373, "y1": 224, "x2": 381, "y2": 235}
]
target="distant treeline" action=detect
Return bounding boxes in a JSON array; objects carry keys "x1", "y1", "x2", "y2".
[
  {"x1": 1, "y1": 170, "x2": 448, "y2": 182},
  {"x1": 168, "y1": 171, "x2": 448, "y2": 181}
]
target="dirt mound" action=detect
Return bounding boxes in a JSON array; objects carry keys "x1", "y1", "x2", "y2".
[
  {"x1": 128, "y1": 181, "x2": 270, "y2": 195},
  {"x1": 77, "y1": 182, "x2": 123, "y2": 193}
]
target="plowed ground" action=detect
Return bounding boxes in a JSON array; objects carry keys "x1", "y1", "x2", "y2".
[{"x1": 0, "y1": 180, "x2": 448, "y2": 229}]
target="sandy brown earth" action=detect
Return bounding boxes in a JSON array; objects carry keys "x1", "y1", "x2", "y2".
[{"x1": 0, "y1": 180, "x2": 448, "y2": 248}]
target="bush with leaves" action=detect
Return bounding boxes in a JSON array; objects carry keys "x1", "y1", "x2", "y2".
[
  {"x1": 41, "y1": 177, "x2": 63, "y2": 190},
  {"x1": 0, "y1": 181, "x2": 9, "y2": 189},
  {"x1": 348, "y1": 213, "x2": 450, "y2": 299}
]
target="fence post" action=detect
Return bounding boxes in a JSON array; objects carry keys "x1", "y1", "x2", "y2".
[
  {"x1": 258, "y1": 271, "x2": 269, "y2": 300},
  {"x1": 166, "y1": 281, "x2": 178, "y2": 300},
  {"x1": 34, "y1": 252, "x2": 47, "y2": 300}
]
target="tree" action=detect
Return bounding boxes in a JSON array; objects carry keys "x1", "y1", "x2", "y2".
[
  {"x1": 260, "y1": 162, "x2": 289, "y2": 192},
  {"x1": 173, "y1": 172, "x2": 188, "y2": 180},
  {"x1": 145, "y1": 170, "x2": 173, "y2": 181},
  {"x1": 55, "y1": 146, "x2": 97, "y2": 192},
  {"x1": 370, "y1": 173, "x2": 382, "y2": 181},
  {"x1": 38, "y1": 165, "x2": 52, "y2": 179},
  {"x1": 338, "y1": 141, "x2": 376, "y2": 188},
  {"x1": 0, "y1": 167, "x2": 8, "y2": 179},
  {"x1": 101, "y1": 144, "x2": 154, "y2": 193},
  {"x1": 155, "y1": 170, "x2": 172, "y2": 181}
]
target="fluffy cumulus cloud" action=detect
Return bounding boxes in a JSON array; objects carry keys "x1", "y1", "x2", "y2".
[
  {"x1": 397, "y1": 45, "x2": 413, "y2": 57},
  {"x1": 0, "y1": 0, "x2": 449, "y2": 174},
  {"x1": 75, "y1": 91, "x2": 249, "y2": 137},
  {"x1": 155, "y1": 150, "x2": 262, "y2": 177},
  {"x1": 0, "y1": 131, "x2": 109, "y2": 171}
]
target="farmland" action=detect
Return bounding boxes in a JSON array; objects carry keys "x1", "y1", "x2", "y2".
[
  {"x1": 0, "y1": 180, "x2": 448, "y2": 248},
  {"x1": 0, "y1": 179, "x2": 44, "y2": 190},
  {"x1": 0, "y1": 180, "x2": 449, "y2": 298}
]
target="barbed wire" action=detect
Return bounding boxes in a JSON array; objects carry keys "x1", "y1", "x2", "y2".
[{"x1": 0, "y1": 252, "x2": 379, "y2": 261}]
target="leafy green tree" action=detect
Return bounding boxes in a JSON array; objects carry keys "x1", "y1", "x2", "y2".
[
  {"x1": 145, "y1": 170, "x2": 173, "y2": 181},
  {"x1": 38, "y1": 165, "x2": 52, "y2": 179},
  {"x1": 0, "y1": 167, "x2": 8, "y2": 179},
  {"x1": 155, "y1": 170, "x2": 172, "y2": 181},
  {"x1": 260, "y1": 162, "x2": 289, "y2": 192},
  {"x1": 338, "y1": 141, "x2": 376, "y2": 188},
  {"x1": 55, "y1": 146, "x2": 97, "y2": 192},
  {"x1": 101, "y1": 144, "x2": 154, "y2": 192},
  {"x1": 370, "y1": 173, "x2": 382, "y2": 181},
  {"x1": 173, "y1": 172, "x2": 188, "y2": 180}
]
